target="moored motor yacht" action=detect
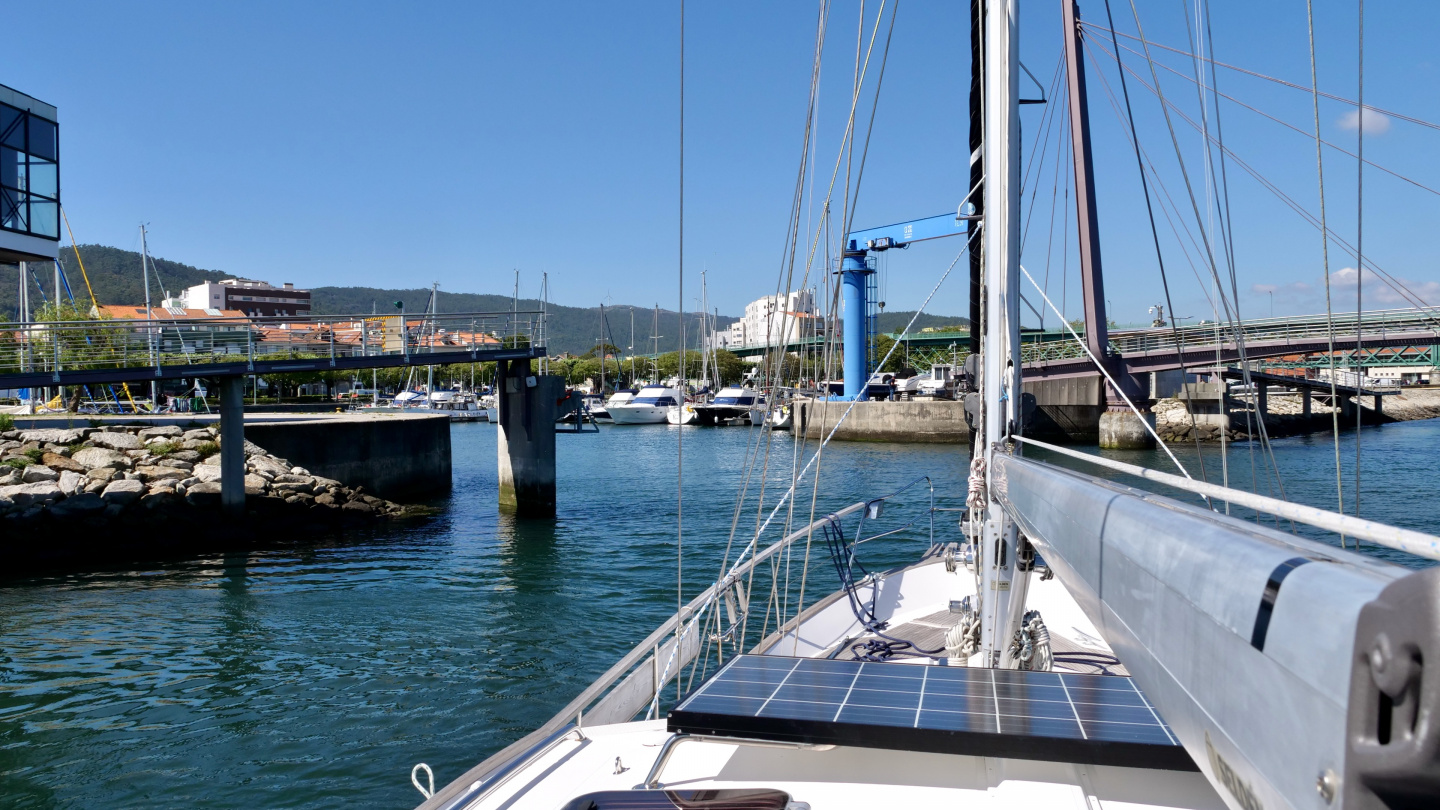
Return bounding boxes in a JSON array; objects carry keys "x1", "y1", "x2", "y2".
[
  {"x1": 607, "y1": 385, "x2": 682, "y2": 425},
  {"x1": 690, "y1": 385, "x2": 765, "y2": 426}
]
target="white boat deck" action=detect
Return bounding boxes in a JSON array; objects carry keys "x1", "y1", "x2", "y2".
[
  {"x1": 429, "y1": 553, "x2": 1223, "y2": 810},
  {"x1": 459, "y1": 718, "x2": 1224, "y2": 810}
]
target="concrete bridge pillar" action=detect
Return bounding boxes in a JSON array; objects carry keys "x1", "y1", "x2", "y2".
[
  {"x1": 1098, "y1": 375, "x2": 1155, "y2": 450},
  {"x1": 1099, "y1": 408, "x2": 1155, "y2": 449},
  {"x1": 496, "y1": 359, "x2": 562, "y2": 518},
  {"x1": 1256, "y1": 382, "x2": 1269, "y2": 420},
  {"x1": 219, "y1": 376, "x2": 246, "y2": 518},
  {"x1": 1302, "y1": 388, "x2": 1312, "y2": 417}
]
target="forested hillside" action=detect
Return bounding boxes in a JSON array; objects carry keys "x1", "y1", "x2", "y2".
[{"x1": 2, "y1": 245, "x2": 965, "y2": 354}]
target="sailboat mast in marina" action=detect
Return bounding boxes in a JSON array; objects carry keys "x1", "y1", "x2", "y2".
[{"x1": 415, "y1": 3, "x2": 1440, "y2": 809}]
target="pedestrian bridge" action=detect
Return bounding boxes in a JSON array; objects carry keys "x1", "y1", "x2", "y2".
[{"x1": 0, "y1": 309, "x2": 547, "y2": 392}]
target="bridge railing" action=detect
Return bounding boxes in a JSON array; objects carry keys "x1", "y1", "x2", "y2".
[{"x1": 0, "y1": 310, "x2": 546, "y2": 379}]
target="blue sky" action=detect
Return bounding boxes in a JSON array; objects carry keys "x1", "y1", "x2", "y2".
[{"x1": 8, "y1": 0, "x2": 1438, "y2": 326}]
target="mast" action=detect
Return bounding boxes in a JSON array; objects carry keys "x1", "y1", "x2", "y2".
[
  {"x1": 651, "y1": 304, "x2": 661, "y2": 384},
  {"x1": 140, "y1": 225, "x2": 156, "y2": 405},
  {"x1": 976, "y1": 0, "x2": 1028, "y2": 666},
  {"x1": 426, "y1": 282, "x2": 437, "y2": 398},
  {"x1": 966, "y1": 0, "x2": 985, "y2": 363},
  {"x1": 599, "y1": 302, "x2": 607, "y2": 396}
]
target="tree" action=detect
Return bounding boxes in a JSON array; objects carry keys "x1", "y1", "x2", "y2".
[{"x1": 581, "y1": 342, "x2": 621, "y2": 359}]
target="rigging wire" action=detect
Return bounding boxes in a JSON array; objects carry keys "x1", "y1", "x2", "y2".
[
  {"x1": 1201, "y1": 0, "x2": 1272, "y2": 520},
  {"x1": 675, "y1": 0, "x2": 684, "y2": 699},
  {"x1": 1099, "y1": 0, "x2": 1213, "y2": 484},
  {"x1": 1091, "y1": 21, "x2": 1298, "y2": 508},
  {"x1": 1305, "y1": 0, "x2": 1348, "y2": 542},
  {"x1": 1088, "y1": 35, "x2": 1440, "y2": 323},
  {"x1": 1099, "y1": 36, "x2": 1440, "y2": 200},
  {"x1": 1182, "y1": 0, "x2": 1229, "y2": 500},
  {"x1": 1078, "y1": 20, "x2": 1440, "y2": 135},
  {"x1": 1354, "y1": 0, "x2": 1365, "y2": 525}
]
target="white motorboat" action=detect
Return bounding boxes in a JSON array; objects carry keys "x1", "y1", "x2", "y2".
[
  {"x1": 665, "y1": 401, "x2": 699, "y2": 425},
  {"x1": 690, "y1": 386, "x2": 765, "y2": 426},
  {"x1": 360, "y1": 389, "x2": 492, "y2": 422},
  {"x1": 594, "y1": 389, "x2": 637, "y2": 423},
  {"x1": 606, "y1": 385, "x2": 682, "y2": 425}
]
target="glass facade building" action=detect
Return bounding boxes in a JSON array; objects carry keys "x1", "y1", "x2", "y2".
[{"x1": 1, "y1": 99, "x2": 59, "y2": 241}]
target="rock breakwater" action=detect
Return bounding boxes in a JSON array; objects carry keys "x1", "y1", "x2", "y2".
[{"x1": 1, "y1": 424, "x2": 416, "y2": 541}]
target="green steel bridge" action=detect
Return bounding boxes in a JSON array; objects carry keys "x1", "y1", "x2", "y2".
[{"x1": 720, "y1": 308, "x2": 1440, "y2": 378}]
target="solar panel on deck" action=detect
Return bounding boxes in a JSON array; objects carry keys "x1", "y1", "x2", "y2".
[{"x1": 669, "y1": 654, "x2": 1194, "y2": 771}]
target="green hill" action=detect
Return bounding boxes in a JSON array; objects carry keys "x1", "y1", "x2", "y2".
[{"x1": 2, "y1": 245, "x2": 966, "y2": 354}]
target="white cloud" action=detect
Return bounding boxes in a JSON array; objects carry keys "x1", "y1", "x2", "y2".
[
  {"x1": 1331, "y1": 266, "x2": 1440, "y2": 306},
  {"x1": 1338, "y1": 107, "x2": 1391, "y2": 135}
]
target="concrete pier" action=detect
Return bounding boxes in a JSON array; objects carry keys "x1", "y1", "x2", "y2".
[
  {"x1": 496, "y1": 360, "x2": 563, "y2": 517},
  {"x1": 219, "y1": 377, "x2": 246, "y2": 517},
  {"x1": 1098, "y1": 409, "x2": 1155, "y2": 449}
]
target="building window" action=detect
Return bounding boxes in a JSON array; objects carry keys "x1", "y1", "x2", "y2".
[{"x1": 0, "y1": 102, "x2": 59, "y2": 240}]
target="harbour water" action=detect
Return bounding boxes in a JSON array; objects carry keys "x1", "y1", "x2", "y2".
[{"x1": 1, "y1": 419, "x2": 1434, "y2": 808}]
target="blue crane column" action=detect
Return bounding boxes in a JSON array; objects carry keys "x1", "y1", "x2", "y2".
[
  {"x1": 841, "y1": 248, "x2": 872, "y2": 400},
  {"x1": 841, "y1": 212, "x2": 973, "y2": 399}
]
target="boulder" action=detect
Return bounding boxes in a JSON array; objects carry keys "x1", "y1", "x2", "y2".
[
  {"x1": 84, "y1": 479, "x2": 109, "y2": 495},
  {"x1": 101, "y1": 478, "x2": 145, "y2": 504},
  {"x1": 158, "y1": 459, "x2": 195, "y2": 471},
  {"x1": 272, "y1": 473, "x2": 312, "y2": 484},
  {"x1": 184, "y1": 481, "x2": 223, "y2": 507},
  {"x1": 180, "y1": 439, "x2": 211, "y2": 451},
  {"x1": 19, "y1": 428, "x2": 83, "y2": 445},
  {"x1": 21, "y1": 465, "x2": 59, "y2": 483},
  {"x1": 50, "y1": 492, "x2": 106, "y2": 517},
  {"x1": 87, "y1": 467, "x2": 118, "y2": 483},
  {"x1": 73, "y1": 447, "x2": 133, "y2": 471},
  {"x1": 137, "y1": 465, "x2": 188, "y2": 482},
  {"x1": 0, "y1": 494, "x2": 12, "y2": 514},
  {"x1": 0, "y1": 469, "x2": 20, "y2": 486},
  {"x1": 271, "y1": 481, "x2": 313, "y2": 495},
  {"x1": 141, "y1": 490, "x2": 184, "y2": 511},
  {"x1": 89, "y1": 431, "x2": 143, "y2": 451},
  {"x1": 182, "y1": 429, "x2": 213, "y2": 442},
  {"x1": 137, "y1": 426, "x2": 183, "y2": 440},
  {"x1": 248, "y1": 455, "x2": 290, "y2": 476},
  {"x1": 341, "y1": 500, "x2": 374, "y2": 514},
  {"x1": 168, "y1": 450, "x2": 202, "y2": 463},
  {"x1": 58, "y1": 470, "x2": 85, "y2": 496},
  {"x1": 290, "y1": 467, "x2": 310, "y2": 476},
  {"x1": 1, "y1": 481, "x2": 64, "y2": 510},
  {"x1": 194, "y1": 465, "x2": 222, "y2": 483},
  {"x1": 314, "y1": 492, "x2": 338, "y2": 506},
  {"x1": 312, "y1": 476, "x2": 342, "y2": 490},
  {"x1": 202, "y1": 454, "x2": 222, "y2": 466},
  {"x1": 243, "y1": 440, "x2": 268, "y2": 457},
  {"x1": 41, "y1": 452, "x2": 86, "y2": 473}
]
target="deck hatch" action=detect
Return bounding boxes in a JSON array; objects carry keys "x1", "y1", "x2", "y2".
[{"x1": 668, "y1": 654, "x2": 1195, "y2": 771}]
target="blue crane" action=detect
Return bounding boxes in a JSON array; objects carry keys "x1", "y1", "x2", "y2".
[{"x1": 838, "y1": 207, "x2": 975, "y2": 399}]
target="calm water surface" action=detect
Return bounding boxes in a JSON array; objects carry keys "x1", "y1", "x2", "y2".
[{"x1": 1, "y1": 418, "x2": 1434, "y2": 808}]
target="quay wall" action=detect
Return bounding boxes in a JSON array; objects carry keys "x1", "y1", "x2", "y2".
[
  {"x1": 797, "y1": 399, "x2": 968, "y2": 443},
  {"x1": 245, "y1": 415, "x2": 451, "y2": 500},
  {"x1": 794, "y1": 377, "x2": 1104, "y2": 444},
  {"x1": 7, "y1": 413, "x2": 452, "y2": 500}
]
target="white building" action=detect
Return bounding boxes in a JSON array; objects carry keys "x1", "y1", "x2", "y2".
[
  {"x1": 716, "y1": 290, "x2": 825, "y2": 350},
  {"x1": 183, "y1": 278, "x2": 311, "y2": 318}
]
